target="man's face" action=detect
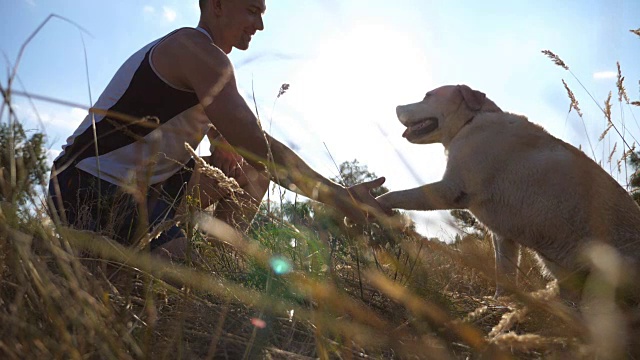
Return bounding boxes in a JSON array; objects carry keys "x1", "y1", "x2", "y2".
[{"x1": 216, "y1": 0, "x2": 266, "y2": 51}]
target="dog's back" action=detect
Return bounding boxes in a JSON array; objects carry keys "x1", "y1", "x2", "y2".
[{"x1": 453, "y1": 112, "x2": 640, "y2": 269}]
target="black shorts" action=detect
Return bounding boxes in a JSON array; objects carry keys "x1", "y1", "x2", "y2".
[{"x1": 48, "y1": 160, "x2": 194, "y2": 250}]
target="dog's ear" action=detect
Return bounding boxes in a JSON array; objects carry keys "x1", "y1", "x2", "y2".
[{"x1": 458, "y1": 85, "x2": 486, "y2": 111}]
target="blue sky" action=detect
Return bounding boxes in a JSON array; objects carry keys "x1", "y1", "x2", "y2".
[{"x1": 2, "y1": 0, "x2": 639, "y2": 239}]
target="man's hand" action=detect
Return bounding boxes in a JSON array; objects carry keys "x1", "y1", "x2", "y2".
[
  {"x1": 210, "y1": 137, "x2": 248, "y2": 187},
  {"x1": 335, "y1": 177, "x2": 393, "y2": 224}
]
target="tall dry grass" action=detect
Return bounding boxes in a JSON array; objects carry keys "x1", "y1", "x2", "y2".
[{"x1": 1, "y1": 18, "x2": 639, "y2": 360}]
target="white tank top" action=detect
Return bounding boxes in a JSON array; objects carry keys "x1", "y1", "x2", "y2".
[{"x1": 55, "y1": 27, "x2": 214, "y2": 187}]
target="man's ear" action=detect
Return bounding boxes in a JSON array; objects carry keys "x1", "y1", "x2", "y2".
[
  {"x1": 212, "y1": 0, "x2": 223, "y2": 16},
  {"x1": 457, "y1": 84, "x2": 486, "y2": 111}
]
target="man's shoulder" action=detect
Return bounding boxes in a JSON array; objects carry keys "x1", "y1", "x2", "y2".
[
  {"x1": 151, "y1": 27, "x2": 234, "y2": 93},
  {"x1": 164, "y1": 28, "x2": 229, "y2": 63}
]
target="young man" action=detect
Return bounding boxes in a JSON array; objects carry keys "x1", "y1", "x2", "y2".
[{"x1": 48, "y1": 0, "x2": 388, "y2": 259}]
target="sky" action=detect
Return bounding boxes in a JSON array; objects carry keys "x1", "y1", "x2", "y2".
[{"x1": 2, "y1": 0, "x2": 640, "y2": 240}]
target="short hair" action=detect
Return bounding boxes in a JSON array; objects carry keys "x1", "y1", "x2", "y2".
[{"x1": 199, "y1": 0, "x2": 207, "y2": 11}]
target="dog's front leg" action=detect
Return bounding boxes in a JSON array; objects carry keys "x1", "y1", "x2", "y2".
[
  {"x1": 493, "y1": 234, "x2": 520, "y2": 298},
  {"x1": 376, "y1": 181, "x2": 466, "y2": 211}
]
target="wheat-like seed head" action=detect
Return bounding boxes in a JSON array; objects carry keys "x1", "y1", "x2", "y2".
[
  {"x1": 562, "y1": 79, "x2": 583, "y2": 117},
  {"x1": 277, "y1": 83, "x2": 290, "y2": 98},
  {"x1": 462, "y1": 305, "x2": 489, "y2": 323},
  {"x1": 631, "y1": 28, "x2": 640, "y2": 37},
  {"x1": 542, "y1": 50, "x2": 569, "y2": 70},
  {"x1": 600, "y1": 123, "x2": 614, "y2": 142},
  {"x1": 599, "y1": 92, "x2": 613, "y2": 142},
  {"x1": 491, "y1": 332, "x2": 575, "y2": 352},
  {"x1": 608, "y1": 143, "x2": 618, "y2": 165},
  {"x1": 618, "y1": 143, "x2": 637, "y2": 172},
  {"x1": 488, "y1": 307, "x2": 529, "y2": 338},
  {"x1": 604, "y1": 91, "x2": 612, "y2": 122},
  {"x1": 184, "y1": 143, "x2": 245, "y2": 197},
  {"x1": 616, "y1": 62, "x2": 630, "y2": 104},
  {"x1": 529, "y1": 280, "x2": 559, "y2": 302}
]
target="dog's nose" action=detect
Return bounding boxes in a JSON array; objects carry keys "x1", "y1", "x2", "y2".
[{"x1": 396, "y1": 105, "x2": 408, "y2": 125}]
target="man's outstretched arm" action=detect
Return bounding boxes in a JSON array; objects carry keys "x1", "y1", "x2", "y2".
[
  {"x1": 155, "y1": 29, "x2": 388, "y2": 223},
  {"x1": 264, "y1": 134, "x2": 389, "y2": 223}
]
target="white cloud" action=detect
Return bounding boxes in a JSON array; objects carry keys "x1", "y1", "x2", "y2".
[
  {"x1": 46, "y1": 149, "x2": 61, "y2": 166},
  {"x1": 41, "y1": 107, "x2": 87, "y2": 132},
  {"x1": 23, "y1": 0, "x2": 36, "y2": 6},
  {"x1": 142, "y1": 5, "x2": 156, "y2": 21},
  {"x1": 593, "y1": 71, "x2": 616, "y2": 80},
  {"x1": 142, "y1": 5, "x2": 179, "y2": 24},
  {"x1": 163, "y1": 6, "x2": 177, "y2": 22},
  {"x1": 13, "y1": 102, "x2": 87, "y2": 134}
]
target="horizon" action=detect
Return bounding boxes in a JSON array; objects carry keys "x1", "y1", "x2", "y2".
[{"x1": 2, "y1": 0, "x2": 639, "y2": 239}]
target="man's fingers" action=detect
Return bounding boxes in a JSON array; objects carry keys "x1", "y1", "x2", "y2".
[{"x1": 364, "y1": 176, "x2": 386, "y2": 189}]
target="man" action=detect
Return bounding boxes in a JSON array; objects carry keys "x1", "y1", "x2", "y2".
[{"x1": 48, "y1": 0, "x2": 388, "y2": 260}]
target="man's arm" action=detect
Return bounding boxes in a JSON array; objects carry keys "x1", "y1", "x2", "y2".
[{"x1": 153, "y1": 30, "x2": 387, "y2": 222}]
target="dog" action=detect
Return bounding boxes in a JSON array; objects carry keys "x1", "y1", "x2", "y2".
[{"x1": 376, "y1": 84, "x2": 640, "y2": 302}]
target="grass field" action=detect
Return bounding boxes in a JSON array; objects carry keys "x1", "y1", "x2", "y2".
[{"x1": 1, "y1": 21, "x2": 640, "y2": 360}]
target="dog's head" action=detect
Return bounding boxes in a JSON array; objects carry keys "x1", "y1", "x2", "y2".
[{"x1": 396, "y1": 85, "x2": 501, "y2": 145}]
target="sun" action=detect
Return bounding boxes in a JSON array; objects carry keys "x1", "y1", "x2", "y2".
[
  {"x1": 289, "y1": 23, "x2": 433, "y2": 136},
  {"x1": 280, "y1": 22, "x2": 436, "y2": 173}
]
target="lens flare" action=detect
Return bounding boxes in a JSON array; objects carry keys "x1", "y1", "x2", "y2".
[{"x1": 269, "y1": 256, "x2": 292, "y2": 275}]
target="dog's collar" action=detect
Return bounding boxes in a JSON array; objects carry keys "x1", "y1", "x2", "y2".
[{"x1": 463, "y1": 115, "x2": 476, "y2": 128}]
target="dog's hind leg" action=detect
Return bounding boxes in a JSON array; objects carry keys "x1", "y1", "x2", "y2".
[{"x1": 493, "y1": 233, "x2": 520, "y2": 298}]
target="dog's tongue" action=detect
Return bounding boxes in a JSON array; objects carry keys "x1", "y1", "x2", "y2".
[{"x1": 403, "y1": 121, "x2": 430, "y2": 138}]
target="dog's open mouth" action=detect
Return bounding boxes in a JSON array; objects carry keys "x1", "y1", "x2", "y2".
[{"x1": 402, "y1": 117, "x2": 439, "y2": 139}]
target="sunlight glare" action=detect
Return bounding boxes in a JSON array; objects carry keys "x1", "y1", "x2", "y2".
[{"x1": 289, "y1": 23, "x2": 433, "y2": 142}]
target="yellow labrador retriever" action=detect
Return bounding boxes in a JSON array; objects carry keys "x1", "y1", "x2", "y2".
[{"x1": 377, "y1": 84, "x2": 640, "y2": 300}]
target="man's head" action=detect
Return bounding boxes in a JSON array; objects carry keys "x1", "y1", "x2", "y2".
[{"x1": 199, "y1": 0, "x2": 266, "y2": 54}]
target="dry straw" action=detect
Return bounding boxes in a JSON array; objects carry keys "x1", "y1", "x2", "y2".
[
  {"x1": 616, "y1": 62, "x2": 630, "y2": 104},
  {"x1": 562, "y1": 79, "x2": 583, "y2": 118},
  {"x1": 541, "y1": 50, "x2": 569, "y2": 71},
  {"x1": 608, "y1": 142, "x2": 618, "y2": 165},
  {"x1": 600, "y1": 91, "x2": 613, "y2": 141},
  {"x1": 184, "y1": 142, "x2": 245, "y2": 197},
  {"x1": 491, "y1": 332, "x2": 574, "y2": 352},
  {"x1": 617, "y1": 143, "x2": 637, "y2": 171},
  {"x1": 488, "y1": 281, "x2": 559, "y2": 338}
]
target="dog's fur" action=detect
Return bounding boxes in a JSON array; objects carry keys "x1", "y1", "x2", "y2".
[{"x1": 377, "y1": 84, "x2": 640, "y2": 301}]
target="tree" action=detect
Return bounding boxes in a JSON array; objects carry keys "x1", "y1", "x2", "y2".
[
  {"x1": 628, "y1": 151, "x2": 640, "y2": 206},
  {"x1": 320, "y1": 159, "x2": 414, "y2": 249},
  {"x1": 335, "y1": 159, "x2": 388, "y2": 196},
  {"x1": 0, "y1": 121, "x2": 49, "y2": 207}
]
